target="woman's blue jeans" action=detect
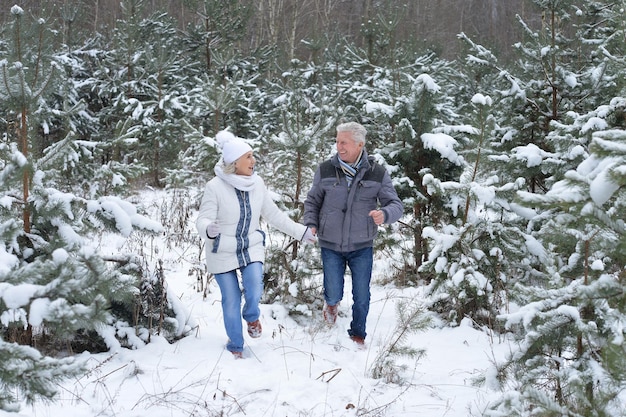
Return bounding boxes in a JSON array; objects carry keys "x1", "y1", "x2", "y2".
[
  {"x1": 214, "y1": 262, "x2": 263, "y2": 352},
  {"x1": 321, "y1": 246, "x2": 373, "y2": 340}
]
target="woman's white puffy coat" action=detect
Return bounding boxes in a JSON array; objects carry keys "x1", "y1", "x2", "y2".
[{"x1": 196, "y1": 175, "x2": 307, "y2": 274}]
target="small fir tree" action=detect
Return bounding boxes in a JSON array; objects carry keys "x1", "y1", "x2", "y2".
[
  {"x1": 0, "y1": 7, "x2": 187, "y2": 410},
  {"x1": 93, "y1": 3, "x2": 195, "y2": 187},
  {"x1": 485, "y1": 104, "x2": 626, "y2": 417},
  {"x1": 418, "y1": 92, "x2": 546, "y2": 327}
]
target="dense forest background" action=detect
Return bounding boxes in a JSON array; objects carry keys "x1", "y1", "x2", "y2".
[
  {"x1": 1, "y1": 0, "x2": 625, "y2": 416},
  {"x1": 4, "y1": 0, "x2": 540, "y2": 62}
]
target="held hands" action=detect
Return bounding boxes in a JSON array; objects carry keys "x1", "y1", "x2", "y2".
[
  {"x1": 206, "y1": 222, "x2": 220, "y2": 238},
  {"x1": 301, "y1": 227, "x2": 317, "y2": 244},
  {"x1": 369, "y1": 210, "x2": 385, "y2": 226}
]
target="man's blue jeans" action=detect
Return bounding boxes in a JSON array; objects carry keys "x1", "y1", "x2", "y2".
[
  {"x1": 214, "y1": 262, "x2": 263, "y2": 353},
  {"x1": 321, "y1": 246, "x2": 373, "y2": 340}
]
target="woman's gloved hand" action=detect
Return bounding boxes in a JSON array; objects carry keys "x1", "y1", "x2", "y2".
[
  {"x1": 206, "y1": 222, "x2": 220, "y2": 238},
  {"x1": 301, "y1": 227, "x2": 317, "y2": 244}
]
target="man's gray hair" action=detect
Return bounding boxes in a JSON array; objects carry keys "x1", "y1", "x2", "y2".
[{"x1": 337, "y1": 122, "x2": 367, "y2": 145}]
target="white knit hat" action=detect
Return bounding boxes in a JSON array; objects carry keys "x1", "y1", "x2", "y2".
[{"x1": 216, "y1": 130, "x2": 252, "y2": 164}]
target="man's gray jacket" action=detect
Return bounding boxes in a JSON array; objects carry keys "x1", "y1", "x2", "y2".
[{"x1": 304, "y1": 150, "x2": 403, "y2": 253}]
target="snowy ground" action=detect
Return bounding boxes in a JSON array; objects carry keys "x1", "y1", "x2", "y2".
[{"x1": 3, "y1": 191, "x2": 511, "y2": 417}]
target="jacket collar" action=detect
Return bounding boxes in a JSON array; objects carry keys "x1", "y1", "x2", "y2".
[{"x1": 332, "y1": 149, "x2": 372, "y2": 171}]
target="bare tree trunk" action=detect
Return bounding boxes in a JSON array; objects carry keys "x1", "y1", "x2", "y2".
[
  {"x1": 93, "y1": 0, "x2": 99, "y2": 32},
  {"x1": 361, "y1": 0, "x2": 371, "y2": 49},
  {"x1": 153, "y1": 69, "x2": 163, "y2": 187},
  {"x1": 265, "y1": 0, "x2": 282, "y2": 51},
  {"x1": 314, "y1": 0, "x2": 339, "y2": 34},
  {"x1": 203, "y1": 12, "x2": 212, "y2": 70},
  {"x1": 287, "y1": 1, "x2": 299, "y2": 62},
  {"x1": 489, "y1": 0, "x2": 498, "y2": 41},
  {"x1": 291, "y1": 150, "x2": 303, "y2": 260},
  {"x1": 21, "y1": 111, "x2": 30, "y2": 234},
  {"x1": 13, "y1": 14, "x2": 32, "y2": 234}
]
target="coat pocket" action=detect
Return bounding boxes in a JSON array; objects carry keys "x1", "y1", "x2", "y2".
[{"x1": 211, "y1": 235, "x2": 221, "y2": 253}]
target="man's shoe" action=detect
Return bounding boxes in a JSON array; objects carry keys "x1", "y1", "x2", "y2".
[
  {"x1": 323, "y1": 304, "x2": 338, "y2": 324},
  {"x1": 350, "y1": 335, "x2": 365, "y2": 346},
  {"x1": 247, "y1": 320, "x2": 262, "y2": 338},
  {"x1": 231, "y1": 351, "x2": 244, "y2": 359}
]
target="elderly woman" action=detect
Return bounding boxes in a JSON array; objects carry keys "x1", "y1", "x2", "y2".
[{"x1": 196, "y1": 130, "x2": 316, "y2": 359}]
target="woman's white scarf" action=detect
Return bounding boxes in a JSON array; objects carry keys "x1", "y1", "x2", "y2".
[{"x1": 214, "y1": 164, "x2": 258, "y2": 191}]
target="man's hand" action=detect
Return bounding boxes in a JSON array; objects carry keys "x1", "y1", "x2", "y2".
[{"x1": 369, "y1": 210, "x2": 385, "y2": 226}]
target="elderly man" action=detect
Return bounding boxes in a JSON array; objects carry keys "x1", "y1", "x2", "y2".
[{"x1": 304, "y1": 122, "x2": 403, "y2": 345}]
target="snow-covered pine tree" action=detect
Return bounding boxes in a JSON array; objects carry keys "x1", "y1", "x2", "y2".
[
  {"x1": 485, "y1": 100, "x2": 626, "y2": 417},
  {"x1": 169, "y1": 0, "x2": 275, "y2": 186},
  {"x1": 417, "y1": 91, "x2": 540, "y2": 327},
  {"x1": 415, "y1": 34, "x2": 551, "y2": 327},
  {"x1": 488, "y1": 0, "x2": 619, "y2": 195},
  {"x1": 476, "y1": 1, "x2": 626, "y2": 414},
  {"x1": 383, "y1": 58, "x2": 464, "y2": 283},
  {"x1": 182, "y1": 0, "x2": 252, "y2": 73},
  {"x1": 92, "y1": 0, "x2": 195, "y2": 187},
  {"x1": 358, "y1": 1, "x2": 408, "y2": 67},
  {"x1": 0, "y1": 6, "x2": 187, "y2": 410},
  {"x1": 425, "y1": 0, "x2": 625, "y2": 332}
]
